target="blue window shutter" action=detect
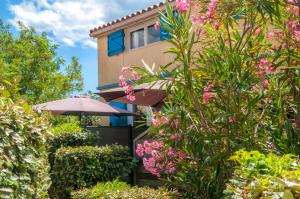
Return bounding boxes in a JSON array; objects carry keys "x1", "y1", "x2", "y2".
[
  {"x1": 160, "y1": 16, "x2": 172, "y2": 41},
  {"x1": 107, "y1": 30, "x2": 125, "y2": 56},
  {"x1": 109, "y1": 102, "x2": 128, "y2": 126},
  {"x1": 160, "y1": 12, "x2": 180, "y2": 41}
]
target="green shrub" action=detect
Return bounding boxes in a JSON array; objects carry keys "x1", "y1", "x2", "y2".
[
  {"x1": 50, "y1": 145, "x2": 137, "y2": 199},
  {"x1": 71, "y1": 179, "x2": 178, "y2": 199},
  {"x1": 224, "y1": 150, "x2": 300, "y2": 198},
  {"x1": 50, "y1": 121, "x2": 83, "y2": 136},
  {"x1": 48, "y1": 128, "x2": 96, "y2": 168},
  {"x1": 0, "y1": 97, "x2": 51, "y2": 198}
]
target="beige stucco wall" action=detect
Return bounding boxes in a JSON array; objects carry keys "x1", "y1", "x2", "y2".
[{"x1": 96, "y1": 25, "x2": 174, "y2": 87}]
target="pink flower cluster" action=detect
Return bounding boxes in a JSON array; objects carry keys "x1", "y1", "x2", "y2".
[
  {"x1": 176, "y1": 0, "x2": 190, "y2": 13},
  {"x1": 191, "y1": 0, "x2": 219, "y2": 30},
  {"x1": 119, "y1": 67, "x2": 141, "y2": 101},
  {"x1": 136, "y1": 140, "x2": 186, "y2": 177},
  {"x1": 203, "y1": 82, "x2": 217, "y2": 104},
  {"x1": 151, "y1": 113, "x2": 170, "y2": 128},
  {"x1": 252, "y1": 59, "x2": 275, "y2": 91}
]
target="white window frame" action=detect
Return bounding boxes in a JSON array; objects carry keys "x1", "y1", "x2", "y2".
[{"x1": 125, "y1": 20, "x2": 161, "y2": 51}]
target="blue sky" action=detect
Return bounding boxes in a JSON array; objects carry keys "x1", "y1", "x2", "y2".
[{"x1": 0, "y1": 0, "x2": 161, "y2": 93}]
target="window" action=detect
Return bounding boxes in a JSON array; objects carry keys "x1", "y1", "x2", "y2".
[
  {"x1": 147, "y1": 25, "x2": 160, "y2": 44},
  {"x1": 130, "y1": 28, "x2": 144, "y2": 49}
]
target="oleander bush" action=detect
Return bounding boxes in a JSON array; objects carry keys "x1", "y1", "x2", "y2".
[
  {"x1": 123, "y1": 0, "x2": 300, "y2": 198},
  {"x1": 50, "y1": 145, "x2": 137, "y2": 199},
  {"x1": 0, "y1": 95, "x2": 52, "y2": 198},
  {"x1": 224, "y1": 150, "x2": 300, "y2": 198},
  {"x1": 71, "y1": 179, "x2": 178, "y2": 199}
]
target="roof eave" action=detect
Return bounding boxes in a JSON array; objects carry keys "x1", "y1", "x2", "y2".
[{"x1": 89, "y1": 0, "x2": 176, "y2": 38}]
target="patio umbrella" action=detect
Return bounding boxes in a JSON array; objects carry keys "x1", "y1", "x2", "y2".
[
  {"x1": 33, "y1": 96, "x2": 138, "y2": 117},
  {"x1": 96, "y1": 80, "x2": 168, "y2": 107}
]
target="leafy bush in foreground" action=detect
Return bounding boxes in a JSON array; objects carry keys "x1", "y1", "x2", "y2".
[
  {"x1": 224, "y1": 150, "x2": 300, "y2": 198},
  {"x1": 48, "y1": 122, "x2": 95, "y2": 167},
  {"x1": 50, "y1": 145, "x2": 137, "y2": 199},
  {"x1": 0, "y1": 96, "x2": 51, "y2": 198},
  {"x1": 71, "y1": 179, "x2": 178, "y2": 199}
]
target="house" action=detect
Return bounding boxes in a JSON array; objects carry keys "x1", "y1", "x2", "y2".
[{"x1": 90, "y1": 1, "x2": 176, "y2": 126}]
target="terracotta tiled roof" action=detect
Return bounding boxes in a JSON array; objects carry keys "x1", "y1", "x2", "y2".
[{"x1": 90, "y1": 0, "x2": 175, "y2": 35}]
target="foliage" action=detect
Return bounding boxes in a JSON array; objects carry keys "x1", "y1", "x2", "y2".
[
  {"x1": 224, "y1": 150, "x2": 300, "y2": 198},
  {"x1": 120, "y1": 0, "x2": 300, "y2": 198},
  {"x1": 50, "y1": 121, "x2": 83, "y2": 136},
  {"x1": 50, "y1": 145, "x2": 137, "y2": 199},
  {"x1": 0, "y1": 20, "x2": 83, "y2": 104},
  {"x1": 71, "y1": 179, "x2": 178, "y2": 199},
  {"x1": 0, "y1": 89, "x2": 52, "y2": 198},
  {"x1": 48, "y1": 122, "x2": 95, "y2": 168}
]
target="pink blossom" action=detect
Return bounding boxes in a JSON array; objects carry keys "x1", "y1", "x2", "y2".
[
  {"x1": 121, "y1": 67, "x2": 132, "y2": 73},
  {"x1": 124, "y1": 85, "x2": 134, "y2": 95},
  {"x1": 199, "y1": 15, "x2": 207, "y2": 24},
  {"x1": 170, "y1": 133, "x2": 181, "y2": 141},
  {"x1": 159, "y1": 129, "x2": 165, "y2": 135},
  {"x1": 262, "y1": 80, "x2": 270, "y2": 87},
  {"x1": 136, "y1": 144, "x2": 144, "y2": 157},
  {"x1": 259, "y1": 59, "x2": 269, "y2": 67},
  {"x1": 191, "y1": 15, "x2": 198, "y2": 23},
  {"x1": 214, "y1": 22, "x2": 220, "y2": 30},
  {"x1": 170, "y1": 119, "x2": 179, "y2": 129},
  {"x1": 144, "y1": 141, "x2": 153, "y2": 154},
  {"x1": 255, "y1": 27, "x2": 263, "y2": 36},
  {"x1": 176, "y1": 0, "x2": 190, "y2": 13},
  {"x1": 126, "y1": 94, "x2": 136, "y2": 101},
  {"x1": 151, "y1": 118, "x2": 161, "y2": 128},
  {"x1": 203, "y1": 91, "x2": 213, "y2": 104},
  {"x1": 131, "y1": 70, "x2": 140, "y2": 80},
  {"x1": 161, "y1": 116, "x2": 170, "y2": 124},
  {"x1": 168, "y1": 167, "x2": 176, "y2": 174},
  {"x1": 154, "y1": 21, "x2": 161, "y2": 30},
  {"x1": 252, "y1": 86, "x2": 260, "y2": 92},
  {"x1": 119, "y1": 75, "x2": 127, "y2": 87}
]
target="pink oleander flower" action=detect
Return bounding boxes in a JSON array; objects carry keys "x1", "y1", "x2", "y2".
[
  {"x1": 199, "y1": 15, "x2": 207, "y2": 24},
  {"x1": 144, "y1": 141, "x2": 153, "y2": 154},
  {"x1": 203, "y1": 91, "x2": 213, "y2": 104},
  {"x1": 252, "y1": 86, "x2": 260, "y2": 92},
  {"x1": 124, "y1": 85, "x2": 134, "y2": 95},
  {"x1": 214, "y1": 22, "x2": 220, "y2": 30},
  {"x1": 176, "y1": 0, "x2": 190, "y2": 13},
  {"x1": 168, "y1": 167, "x2": 176, "y2": 174},
  {"x1": 170, "y1": 133, "x2": 181, "y2": 141},
  {"x1": 126, "y1": 93, "x2": 136, "y2": 101},
  {"x1": 121, "y1": 66, "x2": 132, "y2": 73},
  {"x1": 161, "y1": 116, "x2": 170, "y2": 124},
  {"x1": 119, "y1": 75, "x2": 127, "y2": 87},
  {"x1": 159, "y1": 129, "x2": 165, "y2": 135},
  {"x1": 151, "y1": 117, "x2": 161, "y2": 128},
  {"x1": 255, "y1": 27, "x2": 263, "y2": 36},
  {"x1": 154, "y1": 21, "x2": 161, "y2": 30},
  {"x1": 191, "y1": 14, "x2": 198, "y2": 23},
  {"x1": 262, "y1": 80, "x2": 270, "y2": 87},
  {"x1": 259, "y1": 59, "x2": 269, "y2": 67},
  {"x1": 136, "y1": 144, "x2": 144, "y2": 157},
  {"x1": 131, "y1": 70, "x2": 141, "y2": 80}
]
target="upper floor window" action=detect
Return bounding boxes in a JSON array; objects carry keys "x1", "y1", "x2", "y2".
[
  {"x1": 130, "y1": 28, "x2": 144, "y2": 49},
  {"x1": 129, "y1": 23, "x2": 161, "y2": 50},
  {"x1": 147, "y1": 24, "x2": 160, "y2": 44}
]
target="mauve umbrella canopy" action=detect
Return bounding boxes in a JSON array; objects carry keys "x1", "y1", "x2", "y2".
[
  {"x1": 96, "y1": 80, "x2": 168, "y2": 107},
  {"x1": 33, "y1": 97, "x2": 138, "y2": 116}
]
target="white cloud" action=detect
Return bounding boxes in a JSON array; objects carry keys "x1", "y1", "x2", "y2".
[{"x1": 9, "y1": 0, "x2": 160, "y2": 48}]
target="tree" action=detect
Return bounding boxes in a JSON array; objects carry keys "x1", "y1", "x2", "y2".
[{"x1": 0, "y1": 20, "x2": 83, "y2": 104}]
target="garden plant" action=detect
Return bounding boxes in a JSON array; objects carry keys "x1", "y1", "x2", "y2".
[{"x1": 119, "y1": 0, "x2": 300, "y2": 198}]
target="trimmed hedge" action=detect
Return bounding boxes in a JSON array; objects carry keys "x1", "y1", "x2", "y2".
[
  {"x1": 48, "y1": 130, "x2": 96, "y2": 168},
  {"x1": 71, "y1": 179, "x2": 179, "y2": 199},
  {"x1": 50, "y1": 145, "x2": 137, "y2": 199}
]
